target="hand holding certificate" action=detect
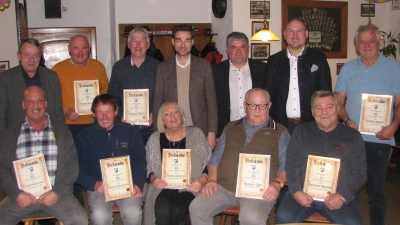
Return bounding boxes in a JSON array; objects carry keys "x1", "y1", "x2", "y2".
[
  {"x1": 123, "y1": 89, "x2": 150, "y2": 125},
  {"x1": 359, "y1": 94, "x2": 393, "y2": 134},
  {"x1": 235, "y1": 153, "x2": 270, "y2": 199},
  {"x1": 100, "y1": 156, "x2": 134, "y2": 201},
  {"x1": 74, "y1": 80, "x2": 100, "y2": 115},
  {"x1": 303, "y1": 155, "x2": 340, "y2": 201},
  {"x1": 13, "y1": 154, "x2": 52, "y2": 199},
  {"x1": 161, "y1": 149, "x2": 191, "y2": 189}
]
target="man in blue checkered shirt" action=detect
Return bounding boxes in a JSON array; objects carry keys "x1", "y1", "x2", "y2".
[{"x1": 0, "y1": 86, "x2": 88, "y2": 225}]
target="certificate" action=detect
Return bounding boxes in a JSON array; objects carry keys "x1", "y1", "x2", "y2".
[
  {"x1": 359, "y1": 94, "x2": 393, "y2": 135},
  {"x1": 303, "y1": 155, "x2": 340, "y2": 201},
  {"x1": 235, "y1": 153, "x2": 270, "y2": 199},
  {"x1": 123, "y1": 89, "x2": 149, "y2": 125},
  {"x1": 13, "y1": 154, "x2": 52, "y2": 199},
  {"x1": 100, "y1": 156, "x2": 134, "y2": 202},
  {"x1": 74, "y1": 80, "x2": 100, "y2": 115},
  {"x1": 161, "y1": 149, "x2": 191, "y2": 189}
]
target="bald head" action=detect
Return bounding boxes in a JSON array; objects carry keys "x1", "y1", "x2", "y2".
[{"x1": 69, "y1": 35, "x2": 91, "y2": 66}]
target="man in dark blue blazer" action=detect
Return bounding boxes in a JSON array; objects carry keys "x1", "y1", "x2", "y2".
[{"x1": 213, "y1": 32, "x2": 267, "y2": 138}]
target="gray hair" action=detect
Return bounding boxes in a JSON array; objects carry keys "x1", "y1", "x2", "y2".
[
  {"x1": 157, "y1": 101, "x2": 186, "y2": 133},
  {"x1": 226, "y1": 32, "x2": 249, "y2": 47},
  {"x1": 128, "y1": 27, "x2": 150, "y2": 43},
  {"x1": 245, "y1": 88, "x2": 270, "y2": 103},
  {"x1": 18, "y1": 38, "x2": 41, "y2": 53},
  {"x1": 311, "y1": 90, "x2": 339, "y2": 108},
  {"x1": 354, "y1": 24, "x2": 380, "y2": 44}
]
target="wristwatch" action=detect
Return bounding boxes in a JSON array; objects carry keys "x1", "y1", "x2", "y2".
[{"x1": 274, "y1": 180, "x2": 284, "y2": 189}]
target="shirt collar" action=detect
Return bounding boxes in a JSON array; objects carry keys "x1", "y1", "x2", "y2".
[
  {"x1": 229, "y1": 60, "x2": 250, "y2": 71},
  {"x1": 176, "y1": 55, "x2": 191, "y2": 68},
  {"x1": 286, "y1": 47, "x2": 305, "y2": 58},
  {"x1": 70, "y1": 58, "x2": 89, "y2": 67},
  {"x1": 22, "y1": 113, "x2": 51, "y2": 130}
]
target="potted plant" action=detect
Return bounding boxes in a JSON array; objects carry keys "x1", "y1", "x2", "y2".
[{"x1": 379, "y1": 31, "x2": 399, "y2": 59}]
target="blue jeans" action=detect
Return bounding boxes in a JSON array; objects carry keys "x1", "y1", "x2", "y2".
[
  {"x1": 276, "y1": 191, "x2": 362, "y2": 225},
  {"x1": 87, "y1": 190, "x2": 142, "y2": 225},
  {"x1": 364, "y1": 141, "x2": 391, "y2": 225},
  {"x1": 0, "y1": 193, "x2": 87, "y2": 225},
  {"x1": 189, "y1": 185, "x2": 273, "y2": 225}
]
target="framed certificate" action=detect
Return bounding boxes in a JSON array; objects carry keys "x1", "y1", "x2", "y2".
[
  {"x1": 13, "y1": 154, "x2": 52, "y2": 199},
  {"x1": 100, "y1": 156, "x2": 134, "y2": 202},
  {"x1": 359, "y1": 94, "x2": 393, "y2": 135},
  {"x1": 235, "y1": 153, "x2": 270, "y2": 199},
  {"x1": 161, "y1": 149, "x2": 191, "y2": 189},
  {"x1": 123, "y1": 89, "x2": 149, "y2": 125},
  {"x1": 73, "y1": 80, "x2": 100, "y2": 115},
  {"x1": 303, "y1": 155, "x2": 340, "y2": 201}
]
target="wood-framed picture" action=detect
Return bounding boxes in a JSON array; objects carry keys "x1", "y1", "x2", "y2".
[
  {"x1": 361, "y1": 4, "x2": 375, "y2": 17},
  {"x1": 336, "y1": 63, "x2": 344, "y2": 75},
  {"x1": 393, "y1": 0, "x2": 400, "y2": 10},
  {"x1": 0, "y1": 61, "x2": 10, "y2": 73},
  {"x1": 251, "y1": 43, "x2": 270, "y2": 61},
  {"x1": 282, "y1": 0, "x2": 348, "y2": 58},
  {"x1": 250, "y1": 1, "x2": 270, "y2": 19},
  {"x1": 252, "y1": 21, "x2": 268, "y2": 36}
]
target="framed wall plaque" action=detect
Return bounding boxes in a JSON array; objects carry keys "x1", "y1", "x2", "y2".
[
  {"x1": 361, "y1": 4, "x2": 375, "y2": 17},
  {"x1": 250, "y1": 1, "x2": 270, "y2": 19},
  {"x1": 251, "y1": 43, "x2": 270, "y2": 61},
  {"x1": 282, "y1": 0, "x2": 348, "y2": 58}
]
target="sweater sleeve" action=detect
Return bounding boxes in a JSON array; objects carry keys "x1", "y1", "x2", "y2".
[
  {"x1": 130, "y1": 128, "x2": 147, "y2": 190},
  {"x1": 74, "y1": 133, "x2": 99, "y2": 191}
]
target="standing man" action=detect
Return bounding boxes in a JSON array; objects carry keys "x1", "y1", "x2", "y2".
[
  {"x1": 335, "y1": 24, "x2": 400, "y2": 225},
  {"x1": 276, "y1": 91, "x2": 367, "y2": 225},
  {"x1": 108, "y1": 27, "x2": 159, "y2": 144},
  {"x1": 189, "y1": 88, "x2": 289, "y2": 224},
  {"x1": 266, "y1": 18, "x2": 332, "y2": 134},
  {"x1": 213, "y1": 32, "x2": 267, "y2": 138},
  {"x1": 0, "y1": 38, "x2": 64, "y2": 137},
  {"x1": 0, "y1": 86, "x2": 88, "y2": 225},
  {"x1": 52, "y1": 35, "x2": 109, "y2": 139},
  {"x1": 152, "y1": 25, "x2": 218, "y2": 149},
  {"x1": 75, "y1": 94, "x2": 146, "y2": 225},
  {"x1": 52, "y1": 35, "x2": 109, "y2": 206}
]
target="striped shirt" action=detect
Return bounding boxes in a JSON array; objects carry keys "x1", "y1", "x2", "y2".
[{"x1": 15, "y1": 114, "x2": 58, "y2": 186}]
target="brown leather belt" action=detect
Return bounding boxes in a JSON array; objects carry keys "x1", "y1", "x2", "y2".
[{"x1": 288, "y1": 118, "x2": 301, "y2": 124}]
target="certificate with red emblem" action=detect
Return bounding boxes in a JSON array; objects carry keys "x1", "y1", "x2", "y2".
[
  {"x1": 359, "y1": 94, "x2": 393, "y2": 135},
  {"x1": 74, "y1": 80, "x2": 100, "y2": 115},
  {"x1": 13, "y1": 154, "x2": 52, "y2": 199},
  {"x1": 235, "y1": 153, "x2": 270, "y2": 199},
  {"x1": 100, "y1": 156, "x2": 134, "y2": 201},
  {"x1": 123, "y1": 89, "x2": 149, "y2": 125},
  {"x1": 161, "y1": 149, "x2": 191, "y2": 189},
  {"x1": 303, "y1": 155, "x2": 340, "y2": 201}
]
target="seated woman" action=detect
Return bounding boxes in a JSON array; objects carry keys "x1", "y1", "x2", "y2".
[{"x1": 144, "y1": 101, "x2": 212, "y2": 225}]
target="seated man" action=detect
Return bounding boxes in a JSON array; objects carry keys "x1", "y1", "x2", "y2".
[
  {"x1": 189, "y1": 88, "x2": 290, "y2": 224},
  {"x1": 0, "y1": 86, "x2": 87, "y2": 225},
  {"x1": 276, "y1": 90, "x2": 367, "y2": 225},
  {"x1": 74, "y1": 94, "x2": 146, "y2": 225}
]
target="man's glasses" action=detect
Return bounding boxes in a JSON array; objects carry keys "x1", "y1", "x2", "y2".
[{"x1": 245, "y1": 102, "x2": 270, "y2": 110}]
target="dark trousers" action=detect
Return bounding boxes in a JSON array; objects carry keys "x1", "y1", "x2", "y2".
[
  {"x1": 365, "y1": 141, "x2": 391, "y2": 225},
  {"x1": 154, "y1": 189, "x2": 195, "y2": 225}
]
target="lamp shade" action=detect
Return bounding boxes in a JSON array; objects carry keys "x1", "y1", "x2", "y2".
[{"x1": 251, "y1": 29, "x2": 280, "y2": 42}]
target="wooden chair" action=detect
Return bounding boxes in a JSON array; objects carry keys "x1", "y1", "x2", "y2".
[
  {"x1": 219, "y1": 206, "x2": 270, "y2": 225},
  {"x1": 22, "y1": 210, "x2": 64, "y2": 225},
  {"x1": 304, "y1": 212, "x2": 330, "y2": 223}
]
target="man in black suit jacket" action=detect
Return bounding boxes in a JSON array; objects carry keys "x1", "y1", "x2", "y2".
[{"x1": 213, "y1": 32, "x2": 267, "y2": 137}]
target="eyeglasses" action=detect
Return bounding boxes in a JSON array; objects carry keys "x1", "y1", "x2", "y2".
[{"x1": 245, "y1": 102, "x2": 269, "y2": 110}]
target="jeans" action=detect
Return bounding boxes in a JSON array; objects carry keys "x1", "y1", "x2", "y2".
[
  {"x1": 87, "y1": 190, "x2": 142, "y2": 225},
  {"x1": 364, "y1": 141, "x2": 391, "y2": 225},
  {"x1": 0, "y1": 193, "x2": 87, "y2": 225},
  {"x1": 276, "y1": 190, "x2": 362, "y2": 225},
  {"x1": 189, "y1": 185, "x2": 273, "y2": 225}
]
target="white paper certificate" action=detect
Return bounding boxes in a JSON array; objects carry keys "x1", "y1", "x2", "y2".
[
  {"x1": 13, "y1": 154, "x2": 52, "y2": 199},
  {"x1": 235, "y1": 153, "x2": 270, "y2": 199},
  {"x1": 74, "y1": 80, "x2": 100, "y2": 115},
  {"x1": 161, "y1": 149, "x2": 191, "y2": 189},
  {"x1": 123, "y1": 89, "x2": 149, "y2": 125},
  {"x1": 359, "y1": 94, "x2": 393, "y2": 135},
  {"x1": 303, "y1": 155, "x2": 340, "y2": 201},
  {"x1": 100, "y1": 156, "x2": 134, "y2": 202}
]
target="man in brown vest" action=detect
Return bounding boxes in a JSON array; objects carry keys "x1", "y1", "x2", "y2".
[{"x1": 189, "y1": 88, "x2": 289, "y2": 224}]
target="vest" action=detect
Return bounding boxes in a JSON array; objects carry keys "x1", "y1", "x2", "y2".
[{"x1": 217, "y1": 118, "x2": 286, "y2": 192}]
